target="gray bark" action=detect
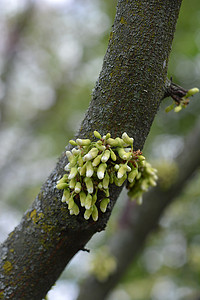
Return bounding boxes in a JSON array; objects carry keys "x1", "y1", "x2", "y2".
[{"x1": 0, "y1": 1, "x2": 182, "y2": 299}]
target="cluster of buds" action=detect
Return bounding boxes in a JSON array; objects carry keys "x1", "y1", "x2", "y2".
[
  {"x1": 165, "y1": 87, "x2": 199, "y2": 113},
  {"x1": 56, "y1": 131, "x2": 157, "y2": 221},
  {"x1": 127, "y1": 161, "x2": 158, "y2": 204},
  {"x1": 89, "y1": 246, "x2": 117, "y2": 282},
  {"x1": 155, "y1": 160, "x2": 178, "y2": 190}
]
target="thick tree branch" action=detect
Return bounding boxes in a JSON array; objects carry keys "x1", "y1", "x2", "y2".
[
  {"x1": 77, "y1": 117, "x2": 200, "y2": 300},
  {"x1": 0, "y1": 1, "x2": 182, "y2": 299}
]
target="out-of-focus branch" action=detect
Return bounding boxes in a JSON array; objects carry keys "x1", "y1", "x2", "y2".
[
  {"x1": 77, "y1": 118, "x2": 200, "y2": 300},
  {"x1": 0, "y1": 3, "x2": 34, "y2": 125}
]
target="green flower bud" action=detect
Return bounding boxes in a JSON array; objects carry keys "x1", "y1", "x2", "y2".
[
  {"x1": 125, "y1": 152, "x2": 132, "y2": 160},
  {"x1": 62, "y1": 188, "x2": 71, "y2": 203},
  {"x1": 104, "y1": 188, "x2": 110, "y2": 197},
  {"x1": 139, "y1": 160, "x2": 145, "y2": 167},
  {"x1": 84, "y1": 177, "x2": 94, "y2": 194},
  {"x1": 117, "y1": 164, "x2": 129, "y2": 179},
  {"x1": 127, "y1": 165, "x2": 132, "y2": 172},
  {"x1": 76, "y1": 138, "x2": 91, "y2": 146},
  {"x1": 69, "y1": 140, "x2": 77, "y2": 146},
  {"x1": 105, "y1": 133, "x2": 111, "y2": 139},
  {"x1": 77, "y1": 155, "x2": 84, "y2": 167},
  {"x1": 84, "y1": 147, "x2": 99, "y2": 161},
  {"x1": 110, "y1": 148, "x2": 117, "y2": 161},
  {"x1": 92, "y1": 205, "x2": 98, "y2": 221},
  {"x1": 84, "y1": 207, "x2": 93, "y2": 220},
  {"x1": 109, "y1": 172, "x2": 114, "y2": 184},
  {"x1": 149, "y1": 178, "x2": 157, "y2": 187},
  {"x1": 68, "y1": 196, "x2": 75, "y2": 209},
  {"x1": 56, "y1": 183, "x2": 68, "y2": 189},
  {"x1": 117, "y1": 148, "x2": 132, "y2": 160},
  {"x1": 146, "y1": 166, "x2": 157, "y2": 176},
  {"x1": 74, "y1": 181, "x2": 82, "y2": 193},
  {"x1": 145, "y1": 167, "x2": 157, "y2": 176},
  {"x1": 141, "y1": 180, "x2": 148, "y2": 191},
  {"x1": 85, "y1": 194, "x2": 93, "y2": 209},
  {"x1": 100, "y1": 198, "x2": 110, "y2": 213},
  {"x1": 72, "y1": 148, "x2": 81, "y2": 155},
  {"x1": 68, "y1": 156, "x2": 77, "y2": 167},
  {"x1": 69, "y1": 178, "x2": 76, "y2": 189},
  {"x1": 122, "y1": 132, "x2": 134, "y2": 145},
  {"x1": 65, "y1": 150, "x2": 73, "y2": 159},
  {"x1": 153, "y1": 174, "x2": 158, "y2": 181},
  {"x1": 95, "y1": 142, "x2": 106, "y2": 151},
  {"x1": 174, "y1": 106, "x2": 182, "y2": 113},
  {"x1": 79, "y1": 163, "x2": 86, "y2": 176},
  {"x1": 98, "y1": 182, "x2": 103, "y2": 189},
  {"x1": 106, "y1": 138, "x2": 119, "y2": 147},
  {"x1": 57, "y1": 174, "x2": 67, "y2": 184},
  {"x1": 114, "y1": 164, "x2": 120, "y2": 171},
  {"x1": 138, "y1": 155, "x2": 145, "y2": 161},
  {"x1": 92, "y1": 193, "x2": 97, "y2": 205},
  {"x1": 92, "y1": 154, "x2": 102, "y2": 167},
  {"x1": 68, "y1": 167, "x2": 78, "y2": 179},
  {"x1": 71, "y1": 203, "x2": 80, "y2": 215},
  {"x1": 185, "y1": 87, "x2": 199, "y2": 97},
  {"x1": 86, "y1": 161, "x2": 94, "y2": 177},
  {"x1": 64, "y1": 163, "x2": 71, "y2": 171},
  {"x1": 114, "y1": 173, "x2": 127, "y2": 186},
  {"x1": 61, "y1": 195, "x2": 66, "y2": 202},
  {"x1": 79, "y1": 191, "x2": 86, "y2": 207},
  {"x1": 103, "y1": 172, "x2": 110, "y2": 189},
  {"x1": 94, "y1": 130, "x2": 102, "y2": 139},
  {"x1": 128, "y1": 181, "x2": 135, "y2": 189},
  {"x1": 101, "y1": 150, "x2": 110, "y2": 162},
  {"x1": 128, "y1": 168, "x2": 138, "y2": 183},
  {"x1": 97, "y1": 163, "x2": 107, "y2": 179},
  {"x1": 115, "y1": 137, "x2": 126, "y2": 147}
]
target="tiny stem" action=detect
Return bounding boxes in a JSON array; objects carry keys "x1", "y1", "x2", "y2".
[{"x1": 164, "y1": 77, "x2": 188, "y2": 104}]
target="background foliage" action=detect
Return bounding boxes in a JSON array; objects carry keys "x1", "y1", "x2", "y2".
[{"x1": 0, "y1": 0, "x2": 200, "y2": 299}]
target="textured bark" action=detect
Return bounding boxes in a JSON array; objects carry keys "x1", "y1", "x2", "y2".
[
  {"x1": 77, "y1": 118, "x2": 200, "y2": 300},
  {"x1": 0, "y1": 1, "x2": 182, "y2": 299}
]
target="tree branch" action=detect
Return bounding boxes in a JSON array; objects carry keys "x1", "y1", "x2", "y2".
[{"x1": 0, "y1": 1, "x2": 182, "y2": 299}]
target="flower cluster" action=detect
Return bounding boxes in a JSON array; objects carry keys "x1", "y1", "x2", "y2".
[
  {"x1": 56, "y1": 131, "x2": 157, "y2": 221},
  {"x1": 89, "y1": 246, "x2": 117, "y2": 282},
  {"x1": 127, "y1": 161, "x2": 158, "y2": 204},
  {"x1": 165, "y1": 87, "x2": 199, "y2": 113}
]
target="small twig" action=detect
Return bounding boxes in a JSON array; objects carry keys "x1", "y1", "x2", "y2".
[
  {"x1": 164, "y1": 77, "x2": 188, "y2": 104},
  {"x1": 80, "y1": 247, "x2": 90, "y2": 253}
]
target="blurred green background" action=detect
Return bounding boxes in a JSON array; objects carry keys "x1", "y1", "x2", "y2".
[{"x1": 0, "y1": 1, "x2": 200, "y2": 299}]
